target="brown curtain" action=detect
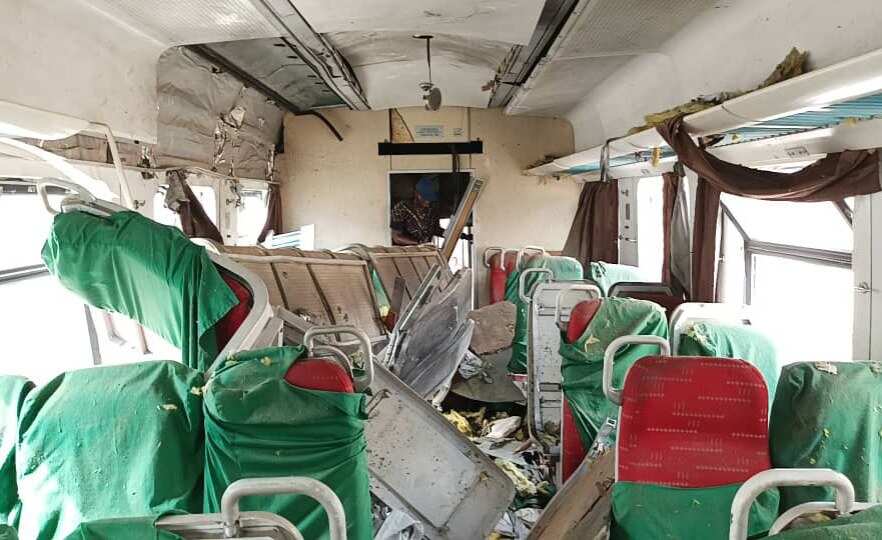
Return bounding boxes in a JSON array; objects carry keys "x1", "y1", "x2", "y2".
[
  {"x1": 563, "y1": 180, "x2": 619, "y2": 269},
  {"x1": 661, "y1": 171, "x2": 680, "y2": 285},
  {"x1": 657, "y1": 115, "x2": 880, "y2": 202},
  {"x1": 257, "y1": 184, "x2": 282, "y2": 243},
  {"x1": 691, "y1": 178, "x2": 721, "y2": 302},
  {"x1": 165, "y1": 170, "x2": 223, "y2": 243}
]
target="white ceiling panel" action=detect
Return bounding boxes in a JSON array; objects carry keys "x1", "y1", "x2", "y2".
[
  {"x1": 558, "y1": 0, "x2": 718, "y2": 58},
  {"x1": 291, "y1": 0, "x2": 545, "y2": 45},
  {"x1": 352, "y1": 60, "x2": 497, "y2": 110},
  {"x1": 507, "y1": 56, "x2": 630, "y2": 116},
  {"x1": 81, "y1": 0, "x2": 281, "y2": 45},
  {"x1": 508, "y1": 0, "x2": 718, "y2": 116},
  {"x1": 329, "y1": 31, "x2": 511, "y2": 110}
]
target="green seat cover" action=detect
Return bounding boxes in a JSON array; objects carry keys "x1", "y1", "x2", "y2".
[
  {"x1": 587, "y1": 262, "x2": 648, "y2": 296},
  {"x1": 611, "y1": 481, "x2": 779, "y2": 539},
  {"x1": 371, "y1": 269, "x2": 391, "y2": 317},
  {"x1": 560, "y1": 298, "x2": 668, "y2": 448},
  {"x1": 771, "y1": 362, "x2": 882, "y2": 511},
  {"x1": 677, "y1": 322, "x2": 781, "y2": 406},
  {"x1": 768, "y1": 504, "x2": 882, "y2": 539},
  {"x1": 62, "y1": 516, "x2": 184, "y2": 540},
  {"x1": 0, "y1": 525, "x2": 17, "y2": 540},
  {"x1": 0, "y1": 376, "x2": 33, "y2": 527},
  {"x1": 42, "y1": 210, "x2": 238, "y2": 372},
  {"x1": 506, "y1": 255, "x2": 583, "y2": 373},
  {"x1": 203, "y1": 346, "x2": 372, "y2": 540},
  {"x1": 16, "y1": 361, "x2": 205, "y2": 540}
]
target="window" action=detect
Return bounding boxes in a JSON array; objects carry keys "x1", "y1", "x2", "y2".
[
  {"x1": 152, "y1": 185, "x2": 218, "y2": 229},
  {"x1": 0, "y1": 181, "x2": 94, "y2": 382},
  {"x1": 721, "y1": 195, "x2": 852, "y2": 252},
  {"x1": 636, "y1": 176, "x2": 663, "y2": 282},
  {"x1": 720, "y1": 193, "x2": 854, "y2": 362},
  {"x1": 236, "y1": 189, "x2": 268, "y2": 245}
]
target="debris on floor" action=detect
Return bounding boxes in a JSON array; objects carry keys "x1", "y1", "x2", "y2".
[
  {"x1": 450, "y1": 349, "x2": 525, "y2": 404},
  {"x1": 372, "y1": 498, "x2": 425, "y2": 540},
  {"x1": 468, "y1": 301, "x2": 517, "y2": 355}
]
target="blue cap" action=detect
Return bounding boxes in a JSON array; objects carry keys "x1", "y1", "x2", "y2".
[{"x1": 416, "y1": 175, "x2": 440, "y2": 202}]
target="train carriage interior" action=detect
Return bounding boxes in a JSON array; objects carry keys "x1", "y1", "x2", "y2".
[{"x1": 5, "y1": 1, "x2": 882, "y2": 539}]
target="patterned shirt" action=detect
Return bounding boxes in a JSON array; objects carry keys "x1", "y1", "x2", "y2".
[{"x1": 391, "y1": 200, "x2": 443, "y2": 244}]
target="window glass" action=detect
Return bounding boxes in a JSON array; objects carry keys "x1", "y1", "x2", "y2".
[
  {"x1": 0, "y1": 184, "x2": 95, "y2": 382},
  {"x1": 636, "y1": 176, "x2": 663, "y2": 282},
  {"x1": 0, "y1": 183, "x2": 64, "y2": 270},
  {"x1": 236, "y1": 189, "x2": 268, "y2": 245},
  {"x1": 721, "y1": 194, "x2": 852, "y2": 252},
  {"x1": 0, "y1": 275, "x2": 95, "y2": 383},
  {"x1": 750, "y1": 255, "x2": 853, "y2": 363}
]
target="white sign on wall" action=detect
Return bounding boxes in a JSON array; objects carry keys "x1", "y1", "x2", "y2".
[{"x1": 414, "y1": 125, "x2": 444, "y2": 138}]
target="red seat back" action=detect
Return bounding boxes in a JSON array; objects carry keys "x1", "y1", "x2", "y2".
[
  {"x1": 560, "y1": 299, "x2": 603, "y2": 483},
  {"x1": 566, "y1": 299, "x2": 602, "y2": 343},
  {"x1": 617, "y1": 356, "x2": 770, "y2": 487},
  {"x1": 215, "y1": 273, "x2": 253, "y2": 351},
  {"x1": 489, "y1": 253, "x2": 507, "y2": 304},
  {"x1": 285, "y1": 358, "x2": 354, "y2": 393}
]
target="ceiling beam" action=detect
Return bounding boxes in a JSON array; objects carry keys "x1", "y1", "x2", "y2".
[{"x1": 250, "y1": 0, "x2": 370, "y2": 110}]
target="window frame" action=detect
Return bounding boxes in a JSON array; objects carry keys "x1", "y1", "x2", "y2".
[{"x1": 720, "y1": 200, "x2": 854, "y2": 304}]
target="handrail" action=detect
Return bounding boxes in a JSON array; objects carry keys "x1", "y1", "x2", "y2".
[
  {"x1": 730, "y1": 469, "x2": 854, "y2": 540},
  {"x1": 221, "y1": 477, "x2": 346, "y2": 540},
  {"x1": 553, "y1": 283, "x2": 602, "y2": 327},
  {"x1": 482, "y1": 246, "x2": 503, "y2": 268},
  {"x1": 518, "y1": 268, "x2": 553, "y2": 304},
  {"x1": 602, "y1": 335, "x2": 670, "y2": 405},
  {"x1": 304, "y1": 325, "x2": 374, "y2": 391},
  {"x1": 515, "y1": 246, "x2": 547, "y2": 270}
]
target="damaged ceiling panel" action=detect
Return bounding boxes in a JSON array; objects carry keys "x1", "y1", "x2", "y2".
[
  {"x1": 156, "y1": 47, "x2": 284, "y2": 179},
  {"x1": 506, "y1": 0, "x2": 719, "y2": 116},
  {"x1": 81, "y1": 0, "x2": 281, "y2": 45},
  {"x1": 202, "y1": 38, "x2": 346, "y2": 110},
  {"x1": 330, "y1": 31, "x2": 513, "y2": 109}
]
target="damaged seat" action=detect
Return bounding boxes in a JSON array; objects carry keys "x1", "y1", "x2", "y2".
[
  {"x1": 15, "y1": 361, "x2": 206, "y2": 540},
  {"x1": 203, "y1": 326, "x2": 374, "y2": 540},
  {"x1": 484, "y1": 246, "x2": 540, "y2": 304},
  {"x1": 671, "y1": 302, "x2": 781, "y2": 404},
  {"x1": 769, "y1": 361, "x2": 882, "y2": 513},
  {"x1": 607, "y1": 282, "x2": 684, "y2": 320},
  {"x1": 558, "y1": 297, "x2": 668, "y2": 484},
  {"x1": 0, "y1": 376, "x2": 34, "y2": 530},
  {"x1": 507, "y1": 252, "x2": 583, "y2": 374},
  {"x1": 587, "y1": 261, "x2": 648, "y2": 296},
  {"x1": 605, "y1": 336, "x2": 779, "y2": 539}
]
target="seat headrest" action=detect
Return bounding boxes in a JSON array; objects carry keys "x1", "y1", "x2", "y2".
[
  {"x1": 284, "y1": 358, "x2": 354, "y2": 393},
  {"x1": 566, "y1": 299, "x2": 603, "y2": 343}
]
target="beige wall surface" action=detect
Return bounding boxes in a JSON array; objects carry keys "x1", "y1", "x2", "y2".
[{"x1": 280, "y1": 106, "x2": 580, "y2": 305}]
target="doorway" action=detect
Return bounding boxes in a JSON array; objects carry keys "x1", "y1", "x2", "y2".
[{"x1": 388, "y1": 171, "x2": 474, "y2": 272}]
